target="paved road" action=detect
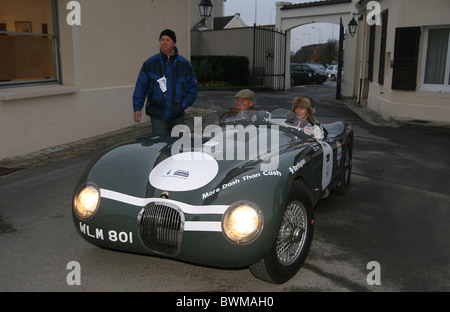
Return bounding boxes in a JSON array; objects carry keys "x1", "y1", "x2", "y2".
[{"x1": 1, "y1": 82, "x2": 449, "y2": 292}]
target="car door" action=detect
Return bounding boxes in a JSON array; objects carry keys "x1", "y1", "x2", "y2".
[
  {"x1": 301, "y1": 65, "x2": 316, "y2": 83},
  {"x1": 291, "y1": 64, "x2": 307, "y2": 84}
]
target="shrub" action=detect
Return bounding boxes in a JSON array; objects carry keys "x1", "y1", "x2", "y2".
[{"x1": 192, "y1": 55, "x2": 249, "y2": 86}]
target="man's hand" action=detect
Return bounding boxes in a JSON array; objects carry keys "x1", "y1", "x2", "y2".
[{"x1": 134, "y1": 111, "x2": 141, "y2": 123}]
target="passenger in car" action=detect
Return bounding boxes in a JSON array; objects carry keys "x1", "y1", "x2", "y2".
[
  {"x1": 291, "y1": 96, "x2": 325, "y2": 140},
  {"x1": 291, "y1": 96, "x2": 316, "y2": 124}
]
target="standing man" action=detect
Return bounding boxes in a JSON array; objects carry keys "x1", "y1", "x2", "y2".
[{"x1": 133, "y1": 29, "x2": 199, "y2": 135}]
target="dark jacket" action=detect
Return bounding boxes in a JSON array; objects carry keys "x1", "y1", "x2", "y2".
[{"x1": 133, "y1": 47, "x2": 198, "y2": 120}]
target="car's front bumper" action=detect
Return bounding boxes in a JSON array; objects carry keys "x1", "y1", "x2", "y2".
[{"x1": 73, "y1": 188, "x2": 277, "y2": 267}]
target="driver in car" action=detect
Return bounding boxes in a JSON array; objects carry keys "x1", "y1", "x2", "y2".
[
  {"x1": 234, "y1": 89, "x2": 256, "y2": 111},
  {"x1": 219, "y1": 89, "x2": 256, "y2": 120}
]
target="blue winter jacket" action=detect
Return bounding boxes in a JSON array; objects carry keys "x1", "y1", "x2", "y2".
[{"x1": 133, "y1": 47, "x2": 198, "y2": 120}]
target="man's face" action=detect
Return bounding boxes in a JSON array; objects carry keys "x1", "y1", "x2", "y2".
[
  {"x1": 160, "y1": 35, "x2": 176, "y2": 55},
  {"x1": 236, "y1": 98, "x2": 254, "y2": 111}
]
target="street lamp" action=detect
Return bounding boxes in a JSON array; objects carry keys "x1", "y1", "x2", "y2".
[
  {"x1": 303, "y1": 32, "x2": 311, "y2": 45},
  {"x1": 199, "y1": 0, "x2": 213, "y2": 20},
  {"x1": 312, "y1": 26, "x2": 321, "y2": 44}
]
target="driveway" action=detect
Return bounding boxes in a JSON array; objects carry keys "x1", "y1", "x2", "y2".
[{"x1": 1, "y1": 83, "x2": 449, "y2": 292}]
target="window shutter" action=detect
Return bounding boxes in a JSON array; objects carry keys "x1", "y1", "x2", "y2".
[
  {"x1": 392, "y1": 27, "x2": 421, "y2": 90},
  {"x1": 368, "y1": 25, "x2": 376, "y2": 82},
  {"x1": 378, "y1": 10, "x2": 389, "y2": 85}
]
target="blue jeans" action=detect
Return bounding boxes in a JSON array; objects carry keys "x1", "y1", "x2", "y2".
[{"x1": 150, "y1": 115, "x2": 185, "y2": 136}]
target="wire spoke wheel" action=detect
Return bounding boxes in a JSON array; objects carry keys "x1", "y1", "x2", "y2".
[
  {"x1": 276, "y1": 201, "x2": 308, "y2": 266},
  {"x1": 344, "y1": 145, "x2": 352, "y2": 184},
  {"x1": 249, "y1": 182, "x2": 313, "y2": 284}
]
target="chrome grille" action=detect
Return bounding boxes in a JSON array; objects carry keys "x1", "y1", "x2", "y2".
[{"x1": 138, "y1": 202, "x2": 184, "y2": 256}]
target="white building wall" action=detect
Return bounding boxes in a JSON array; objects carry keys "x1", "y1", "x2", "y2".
[
  {"x1": 276, "y1": 0, "x2": 360, "y2": 97},
  {"x1": 360, "y1": 0, "x2": 450, "y2": 122},
  {"x1": 0, "y1": 0, "x2": 191, "y2": 160}
]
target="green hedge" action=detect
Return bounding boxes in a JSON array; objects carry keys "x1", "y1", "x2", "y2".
[{"x1": 191, "y1": 55, "x2": 250, "y2": 86}]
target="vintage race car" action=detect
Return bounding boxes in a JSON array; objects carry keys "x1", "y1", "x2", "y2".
[{"x1": 72, "y1": 108, "x2": 353, "y2": 284}]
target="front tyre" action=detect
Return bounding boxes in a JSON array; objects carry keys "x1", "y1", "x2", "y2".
[{"x1": 249, "y1": 183, "x2": 314, "y2": 284}]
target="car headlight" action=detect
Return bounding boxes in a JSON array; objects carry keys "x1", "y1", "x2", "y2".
[
  {"x1": 73, "y1": 182, "x2": 100, "y2": 220},
  {"x1": 222, "y1": 201, "x2": 263, "y2": 244}
]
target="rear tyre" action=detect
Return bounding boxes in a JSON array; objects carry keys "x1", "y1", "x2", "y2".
[
  {"x1": 249, "y1": 183, "x2": 314, "y2": 284},
  {"x1": 337, "y1": 140, "x2": 352, "y2": 195},
  {"x1": 290, "y1": 76, "x2": 296, "y2": 86}
]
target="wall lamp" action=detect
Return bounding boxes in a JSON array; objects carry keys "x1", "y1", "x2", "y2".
[
  {"x1": 199, "y1": 0, "x2": 213, "y2": 20},
  {"x1": 348, "y1": 13, "x2": 363, "y2": 37}
]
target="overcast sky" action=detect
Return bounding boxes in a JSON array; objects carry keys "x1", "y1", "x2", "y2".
[{"x1": 223, "y1": 0, "x2": 340, "y2": 51}]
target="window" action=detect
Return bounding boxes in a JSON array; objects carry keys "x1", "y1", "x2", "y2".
[
  {"x1": 0, "y1": 0, "x2": 59, "y2": 87},
  {"x1": 422, "y1": 27, "x2": 450, "y2": 92}
]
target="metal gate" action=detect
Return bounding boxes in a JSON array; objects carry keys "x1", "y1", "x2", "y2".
[{"x1": 252, "y1": 26, "x2": 286, "y2": 90}]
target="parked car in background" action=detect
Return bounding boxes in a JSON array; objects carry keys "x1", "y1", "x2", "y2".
[
  {"x1": 304, "y1": 63, "x2": 327, "y2": 84},
  {"x1": 290, "y1": 63, "x2": 326, "y2": 85},
  {"x1": 308, "y1": 63, "x2": 327, "y2": 73},
  {"x1": 325, "y1": 65, "x2": 343, "y2": 81}
]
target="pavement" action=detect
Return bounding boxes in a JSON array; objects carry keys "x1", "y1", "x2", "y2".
[
  {"x1": 1, "y1": 88, "x2": 449, "y2": 178},
  {"x1": 341, "y1": 99, "x2": 450, "y2": 131},
  {"x1": 0, "y1": 106, "x2": 215, "y2": 177}
]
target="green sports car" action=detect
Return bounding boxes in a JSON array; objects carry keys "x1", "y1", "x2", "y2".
[{"x1": 72, "y1": 108, "x2": 353, "y2": 284}]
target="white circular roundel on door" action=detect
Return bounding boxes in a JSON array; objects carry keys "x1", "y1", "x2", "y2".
[{"x1": 149, "y1": 152, "x2": 219, "y2": 192}]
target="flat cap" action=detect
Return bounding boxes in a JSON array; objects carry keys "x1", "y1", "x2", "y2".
[{"x1": 234, "y1": 89, "x2": 254, "y2": 100}]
